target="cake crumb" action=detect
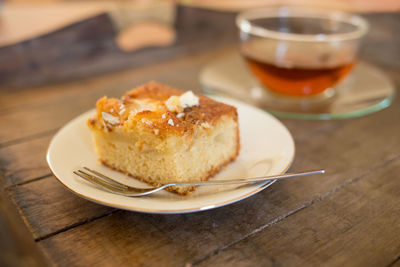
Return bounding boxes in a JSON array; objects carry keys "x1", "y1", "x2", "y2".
[
  {"x1": 165, "y1": 96, "x2": 183, "y2": 113},
  {"x1": 180, "y1": 91, "x2": 199, "y2": 109},
  {"x1": 102, "y1": 112, "x2": 120, "y2": 125},
  {"x1": 165, "y1": 91, "x2": 199, "y2": 113},
  {"x1": 200, "y1": 122, "x2": 211, "y2": 129},
  {"x1": 141, "y1": 118, "x2": 153, "y2": 126},
  {"x1": 177, "y1": 113, "x2": 185, "y2": 119},
  {"x1": 119, "y1": 103, "x2": 126, "y2": 115}
]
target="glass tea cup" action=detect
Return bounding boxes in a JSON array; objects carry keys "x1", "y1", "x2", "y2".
[{"x1": 236, "y1": 7, "x2": 369, "y2": 98}]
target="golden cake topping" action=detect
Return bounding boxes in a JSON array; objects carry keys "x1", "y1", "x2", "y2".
[{"x1": 88, "y1": 81, "x2": 237, "y2": 136}]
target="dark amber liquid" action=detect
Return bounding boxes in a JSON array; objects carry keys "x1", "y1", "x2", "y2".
[{"x1": 245, "y1": 56, "x2": 354, "y2": 96}]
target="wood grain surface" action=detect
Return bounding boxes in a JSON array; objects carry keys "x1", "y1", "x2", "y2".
[{"x1": 0, "y1": 6, "x2": 399, "y2": 267}]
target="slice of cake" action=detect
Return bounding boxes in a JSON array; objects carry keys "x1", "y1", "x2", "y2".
[{"x1": 87, "y1": 81, "x2": 240, "y2": 195}]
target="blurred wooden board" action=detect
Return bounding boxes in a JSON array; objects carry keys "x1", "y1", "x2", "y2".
[
  {"x1": 0, "y1": 1, "x2": 175, "y2": 47},
  {"x1": 0, "y1": 2, "x2": 107, "y2": 47},
  {"x1": 0, "y1": 6, "x2": 234, "y2": 88}
]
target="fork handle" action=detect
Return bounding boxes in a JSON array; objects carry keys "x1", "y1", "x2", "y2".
[{"x1": 168, "y1": 170, "x2": 325, "y2": 186}]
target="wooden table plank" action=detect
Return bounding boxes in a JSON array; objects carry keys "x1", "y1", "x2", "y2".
[
  {"x1": 0, "y1": 135, "x2": 52, "y2": 187},
  {"x1": 197, "y1": 157, "x2": 400, "y2": 267},
  {"x1": 8, "y1": 176, "x2": 114, "y2": 240},
  {"x1": 0, "y1": 9, "x2": 399, "y2": 267},
  {"x1": 0, "y1": 182, "x2": 49, "y2": 267}
]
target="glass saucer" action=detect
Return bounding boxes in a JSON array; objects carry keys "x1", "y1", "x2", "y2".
[{"x1": 200, "y1": 53, "x2": 395, "y2": 120}]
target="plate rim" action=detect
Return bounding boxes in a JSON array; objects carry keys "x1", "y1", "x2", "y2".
[{"x1": 46, "y1": 97, "x2": 295, "y2": 214}]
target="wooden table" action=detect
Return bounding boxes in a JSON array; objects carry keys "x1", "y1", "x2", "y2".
[{"x1": 0, "y1": 6, "x2": 399, "y2": 267}]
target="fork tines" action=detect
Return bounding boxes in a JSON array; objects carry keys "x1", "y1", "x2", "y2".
[{"x1": 73, "y1": 167, "x2": 128, "y2": 192}]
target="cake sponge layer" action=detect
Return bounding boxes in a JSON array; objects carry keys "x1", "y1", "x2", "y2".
[{"x1": 91, "y1": 116, "x2": 238, "y2": 194}]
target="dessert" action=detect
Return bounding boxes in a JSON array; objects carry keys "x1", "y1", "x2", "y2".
[{"x1": 87, "y1": 81, "x2": 240, "y2": 195}]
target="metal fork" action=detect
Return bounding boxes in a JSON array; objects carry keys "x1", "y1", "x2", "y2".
[{"x1": 73, "y1": 167, "x2": 325, "y2": 197}]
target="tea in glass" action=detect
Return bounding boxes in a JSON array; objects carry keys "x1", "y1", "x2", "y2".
[{"x1": 237, "y1": 7, "x2": 368, "y2": 97}]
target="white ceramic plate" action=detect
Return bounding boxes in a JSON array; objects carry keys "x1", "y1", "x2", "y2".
[{"x1": 47, "y1": 97, "x2": 295, "y2": 214}]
